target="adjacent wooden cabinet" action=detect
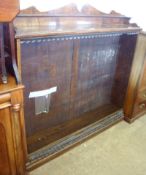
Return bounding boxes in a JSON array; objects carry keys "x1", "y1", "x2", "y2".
[
  {"x1": 0, "y1": 76, "x2": 27, "y2": 175},
  {"x1": 124, "y1": 32, "x2": 146, "y2": 122},
  {"x1": 0, "y1": 0, "x2": 27, "y2": 173}
]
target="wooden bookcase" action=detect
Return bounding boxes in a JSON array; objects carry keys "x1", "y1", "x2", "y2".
[
  {"x1": 0, "y1": 2, "x2": 143, "y2": 173},
  {"x1": 11, "y1": 4, "x2": 140, "y2": 170}
]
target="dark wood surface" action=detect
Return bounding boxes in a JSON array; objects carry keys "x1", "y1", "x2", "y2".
[
  {"x1": 21, "y1": 39, "x2": 73, "y2": 136},
  {"x1": 17, "y1": 32, "x2": 138, "y2": 154},
  {"x1": 27, "y1": 104, "x2": 119, "y2": 153},
  {"x1": 124, "y1": 32, "x2": 146, "y2": 122},
  {"x1": 0, "y1": 0, "x2": 19, "y2": 22},
  {"x1": 0, "y1": 24, "x2": 8, "y2": 84},
  {"x1": 111, "y1": 33, "x2": 137, "y2": 107},
  {"x1": 27, "y1": 107, "x2": 123, "y2": 170}
]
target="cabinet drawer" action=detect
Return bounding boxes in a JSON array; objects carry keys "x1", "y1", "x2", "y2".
[
  {"x1": 137, "y1": 89, "x2": 146, "y2": 101},
  {"x1": 133, "y1": 100, "x2": 146, "y2": 115},
  {"x1": 138, "y1": 58, "x2": 146, "y2": 90}
]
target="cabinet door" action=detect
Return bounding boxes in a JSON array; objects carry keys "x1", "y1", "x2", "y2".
[
  {"x1": 0, "y1": 105, "x2": 16, "y2": 175},
  {"x1": 138, "y1": 56, "x2": 146, "y2": 91}
]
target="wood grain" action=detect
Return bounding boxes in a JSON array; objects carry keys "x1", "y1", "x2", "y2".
[
  {"x1": 0, "y1": 0, "x2": 19, "y2": 22},
  {"x1": 19, "y1": 33, "x2": 138, "y2": 153},
  {"x1": 0, "y1": 108, "x2": 16, "y2": 175},
  {"x1": 124, "y1": 32, "x2": 146, "y2": 122},
  {"x1": 0, "y1": 76, "x2": 27, "y2": 175},
  {"x1": 0, "y1": 123, "x2": 11, "y2": 175}
]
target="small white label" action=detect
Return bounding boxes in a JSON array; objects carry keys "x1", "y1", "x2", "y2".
[{"x1": 29, "y1": 87, "x2": 57, "y2": 98}]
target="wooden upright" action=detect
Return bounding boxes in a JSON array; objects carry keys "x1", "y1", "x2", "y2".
[{"x1": 124, "y1": 32, "x2": 146, "y2": 122}]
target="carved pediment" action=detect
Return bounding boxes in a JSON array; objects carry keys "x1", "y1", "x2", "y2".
[
  {"x1": 110, "y1": 10, "x2": 124, "y2": 16},
  {"x1": 19, "y1": 3, "x2": 123, "y2": 17},
  {"x1": 20, "y1": 6, "x2": 40, "y2": 14},
  {"x1": 47, "y1": 3, "x2": 80, "y2": 15},
  {"x1": 81, "y1": 4, "x2": 107, "y2": 16},
  {"x1": 14, "y1": 3, "x2": 140, "y2": 39}
]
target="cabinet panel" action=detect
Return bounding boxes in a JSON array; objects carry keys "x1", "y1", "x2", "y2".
[
  {"x1": 124, "y1": 32, "x2": 146, "y2": 122},
  {"x1": 0, "y1": 78, "x2": 26, "y2": 175},
  {"x1": 0, "y1": 123, "x2": 11, "y2": 175},
  {"x1": 70, "y1": 37, "x2": 118, "y2": 117},
  {"x1": 138, "y1": 57, "x2": 146, "y2": 91},
  {"x1": 133, "y1": 100, "x2": 146, "y2": 115},
  {"x1": 0, "y1": 108, "x2": 16, "y2": 175},
  {"x1": 137, "y1": 89, "x2": 146, "y2": 100}
]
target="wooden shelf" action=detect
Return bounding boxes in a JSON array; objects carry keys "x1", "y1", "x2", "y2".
[
  {"x1": 26, "y1": 104, "x2": 123, "y2": 170},
  {"x1": 27, "y1": 104, "x2": 121, "y2": 153}
]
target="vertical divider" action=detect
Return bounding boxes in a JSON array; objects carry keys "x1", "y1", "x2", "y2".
[{"x1": 69, "y1": 39, "x2": 80, "y2": 118}]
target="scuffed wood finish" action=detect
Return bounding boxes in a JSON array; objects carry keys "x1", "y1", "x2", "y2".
[
  {"x1": 124, "y1": 32, "x2": 146, "y2": 122},
  {"x1": 18, "y1": 32, "x2": 138, "y2": 154},
  {"x1": 0, "y1": 76, "x2": 27, "y2": 175},
  {"x1": 0, "y1": 0, "x2": 19, "y2": 22},
  {"x1": 21, "y1": 39, "x2": 73, "y2": 136}
]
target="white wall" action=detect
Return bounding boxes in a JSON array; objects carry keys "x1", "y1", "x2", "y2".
[{"x1": 20, "y1": 0, "x2": 146, "y2": 31}]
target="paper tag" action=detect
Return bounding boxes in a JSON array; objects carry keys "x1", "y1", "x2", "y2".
[
  {"x1": 35, "y1": 95, "x2": 51, "y2": 115},
  {"x1": 29, "y1": 87, "x2": 57, "y2": 98}
]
